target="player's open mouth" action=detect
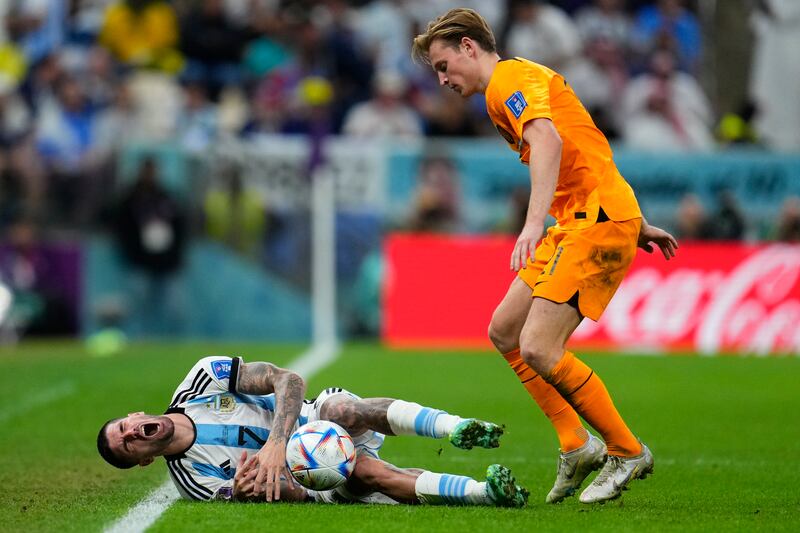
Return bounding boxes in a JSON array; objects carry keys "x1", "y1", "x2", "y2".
[{"x1": 142, "y1": 423, "x2": 160, "y2": 438}]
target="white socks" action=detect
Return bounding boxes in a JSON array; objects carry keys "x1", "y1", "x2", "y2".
[
  {"x1": 386, "y1": 400, "x2": 463, "y2": 438},
  {"x1": 414, "y1": 471, "x2": 492, "y2": 506}
]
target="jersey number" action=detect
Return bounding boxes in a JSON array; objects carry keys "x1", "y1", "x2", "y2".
[{"x1": 238, "y1": 427, "x2": 267, "y2": 447}]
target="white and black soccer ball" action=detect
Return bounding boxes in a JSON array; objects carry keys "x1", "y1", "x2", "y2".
[{"x1": 285, "y1": 420, "x2": 356, "y2": 491}]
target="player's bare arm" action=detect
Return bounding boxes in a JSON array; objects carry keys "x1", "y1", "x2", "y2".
[
  {"x1": 512, "y1": 118, "x2": 561, "y2": 272},
  {"x1": 237, "y1": 362, "x2": 306, "y2": 501},
  {"x1": 638, "y1": 216, "x2": 679, "y2": 260}
]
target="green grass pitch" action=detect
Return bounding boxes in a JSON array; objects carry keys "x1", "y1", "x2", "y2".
[{"x1": 1, "y1": 341, "x2": 799, "y2": 532}]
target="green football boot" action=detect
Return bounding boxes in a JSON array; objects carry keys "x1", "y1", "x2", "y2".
[
  {"x1": 449, "y1": 419, "x2": 504, "y2": 450},
  {"x1": 485, "y1": 464, "x2": 529, "y2": 508}
]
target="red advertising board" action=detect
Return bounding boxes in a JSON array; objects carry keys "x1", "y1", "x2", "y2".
[{"x1": 382, "y1": 235, "x2": 800, "y2": 355}]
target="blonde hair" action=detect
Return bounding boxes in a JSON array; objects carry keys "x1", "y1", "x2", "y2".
[{"x1": 411, "y1": 8, "x2": 496, "y2": 65}]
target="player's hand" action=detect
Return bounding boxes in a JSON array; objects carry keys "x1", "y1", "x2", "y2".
[
  {"x1": 233, "y1": 451, "x2": 259, "y2": 500},
  {"x1": 638, "y1": 222, "x2": 678, "y2": 260},
  {"x1": 511, "y1": 222, "x2": 543, "y2": 272},
  {"x1": 253, "y1": 439, "x2": 288, "y2": 502}
]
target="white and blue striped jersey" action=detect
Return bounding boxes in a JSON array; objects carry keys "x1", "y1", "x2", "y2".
[
  {"x1": 163, "y1": 356, "x2": 312, "y2": 501},
  {"x1": 163, "y1": 356, "x2": 385, "y2": 502}
]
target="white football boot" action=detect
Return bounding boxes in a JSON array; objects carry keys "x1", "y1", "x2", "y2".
[
  {"x1": 579, "y1": 443, "x2": 654, "y2": 504},
  {"x1": 546, "y1": 434, "x2": 607, "y2": 503}
]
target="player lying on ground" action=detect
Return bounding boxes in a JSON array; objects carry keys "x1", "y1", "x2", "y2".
[{"x1": 97, "y1": 356, "x2": 528, "y2": 506}]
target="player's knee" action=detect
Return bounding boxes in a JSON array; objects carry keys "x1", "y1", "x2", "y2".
[
  {"x1": 519, "y1": 342, "x2": 553, "y2": 375},
  {"x1": 488, "y1": 313, "x2": 517, "y2": 353},
  {"x1": 319, "y1": 396, "x2": 358, "y2": 428}
]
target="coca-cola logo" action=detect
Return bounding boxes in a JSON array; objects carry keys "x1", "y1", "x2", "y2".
[{"x1": 573, "y1": 245, "x2": 800, "y2": 355}]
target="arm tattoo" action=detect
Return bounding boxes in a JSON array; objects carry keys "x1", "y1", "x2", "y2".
[
  {"x1": 237, "y1": 362, "x2": 280, "y2": 395},
  {"x1": 236, "y1": 362, "x2": 306, "y2": 442},
  {"x1": 270, "y1": 372, "x2": 305, "y2": 442}
]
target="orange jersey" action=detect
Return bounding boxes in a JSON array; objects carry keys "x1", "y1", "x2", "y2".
[{"x1": 485, "y1": 58, "x2": 641, "y2": 230}]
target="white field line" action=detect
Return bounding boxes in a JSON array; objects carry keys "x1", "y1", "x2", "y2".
[
  {"x1": 102, "y1": 341, "x2": 340, "y2": 533},
  {"x1": 0, "y1": 380, "x2": 76, "y2": 424},
  {"x1": 103, "y1": 481, "x2": 180, "y2": 533}
]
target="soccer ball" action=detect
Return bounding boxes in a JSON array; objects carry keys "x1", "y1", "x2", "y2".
[{"x1": 285, "y1": 420, "x2": 356, "y2": 491}]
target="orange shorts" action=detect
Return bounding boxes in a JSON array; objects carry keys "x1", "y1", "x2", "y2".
[{"x1": 518, "y1": 217, "x2": 642, "y2": 321}]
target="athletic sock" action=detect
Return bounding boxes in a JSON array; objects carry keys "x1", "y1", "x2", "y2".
[
  {"x1": 414, "y1": 471, "x2": 492, "y2": 505},
  {"x1": 504, "y1": 349, "x2": 588, "y2": 452},
  {"x1": 547, "y1": 351, "x2": 642, "y2": 457},
  {"x1": 386, "y1": 400, "x2": 462, "y2": 438}
]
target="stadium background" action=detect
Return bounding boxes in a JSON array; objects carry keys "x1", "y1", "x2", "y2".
[{"x1": 0, "y1": 0, "x2": 799, "y2": 532}]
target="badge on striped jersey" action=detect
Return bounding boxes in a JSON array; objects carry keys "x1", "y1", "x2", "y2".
[{"x1": 211, "y1": 360, "x2": 231, "y2": 379}]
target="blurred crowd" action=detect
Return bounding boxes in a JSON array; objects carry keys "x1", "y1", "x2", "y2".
[
  {"x1": 408, "y1": 151, "x2": 800, "y2": 243},
  {"x1": 0, "y1": 0, "x2": 796, "y2": 340},
  {"x1": 0, "y1": 0, "x2": 798, "y2": 233}
]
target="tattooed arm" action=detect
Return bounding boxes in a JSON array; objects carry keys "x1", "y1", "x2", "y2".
[{"x1": 236, "y1": 362, "x2": 306, "y2": 502}]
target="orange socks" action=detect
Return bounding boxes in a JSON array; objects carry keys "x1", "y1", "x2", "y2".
[
  {"x1": 503, "y1": 349, "x2": 588, "y2": 452},
  {"x1": 548, "y1": 351, "x2": 642, "y2": 457}
]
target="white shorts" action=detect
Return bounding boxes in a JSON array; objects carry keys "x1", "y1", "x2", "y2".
[
  {"x1": 300, "y1": 387, "x2": 386, "y2": 459},
  {"x1": 300, "y1": 387, "x2": 395, "y2": 505}
]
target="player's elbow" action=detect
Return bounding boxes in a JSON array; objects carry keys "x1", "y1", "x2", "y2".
[{"x1": 284, "y1": 371, "x2": 306, "y2": 396}]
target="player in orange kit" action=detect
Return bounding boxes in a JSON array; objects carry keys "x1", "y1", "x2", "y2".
[{"x1": 412, "y1": 8, "x2": 678, "y2": 504}]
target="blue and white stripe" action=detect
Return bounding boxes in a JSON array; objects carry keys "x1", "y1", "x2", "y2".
[
  {"x1": 413, "y1": 408, "x2": 446, "y2": 438},
  {"x1": 437, "y1": 474, "x2": 471, "y2": 505}
]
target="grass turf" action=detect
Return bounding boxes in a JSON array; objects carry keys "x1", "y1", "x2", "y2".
[{"x1": 1, "y1": 341, "x2": 799, "y2": 532}]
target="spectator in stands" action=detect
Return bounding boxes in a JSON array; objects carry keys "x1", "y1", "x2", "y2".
[
  {"x1": 354, "y1": 0, "x2": 416, "y2": 77},
  {"x1": 99, "y1": 0, "x2": 183, "y2": 73},
  {"x1": 675, "y1": 193, "x2": 714, "y2": 240},
  {"x1": 5, "y1": 0, "x2": 66, "y2": 65},
  {"x1": 575, "y1": 0, "x2": 633, "y2": 52},
  {"x1": 113, "y1": 156, "x2": 187, "y2": 338},
  {"x1": 0, "y1": 81, "x2": 46, "y2": 224},
  {"x1": 409, "y1": 156, "x2": 460, "y2": 233},
  {"x1": 69, "y1": 0, "x2": 116, "y2": 43},
  {"x1": 242, "y1": 18, "x2": 292, "y2": 80},
  {"x1": 0, "y1": 4, "x2": 28, "y2": 96},
  {"x1": 94, "y1": 77, "x2": 138, "y2": 148},
  {"x1": 175, "y1": 82, "x2": 218, "y2": 153},
  {"x1": 0, "y1": 218, "x2": 76, "y2": 337},
  {"x1": 503, "y1": 0, "x2": 582, "y2": 73},
  {"x1": 621, "y1": 50, "x2": 714, "y2": 151},
  {"x1": 631, "y1": 0, "x2": 702, "y2": 73},
  {"x1": 342, "y1": 70, "x2": 422, "y2": 139},
  {"x1": 18, "y1": 51, "x2": 62, "y2": 115},
  {"x1": 178, "y1": 0, "x2": 251, "y2": 98},
  {"x1": 500, "y1": 186, "x2": 535, "y2": 237},
  {"x1": 315, "y1": 0, "x2": 375, "y2": 133},
  {"x1": 568, "y1": 0, "x2": 633, "y2": 138},
  {"x1": 124, "y1": 69, "x2": 183, "y2": 140},
  {"x1": 415, "y1": 87, "x2": 481, "y2": 137},
  {"x1": 749, "y1": 0, "x2": 800, "y2": 152},
  {"x1": 712, "y1": 189, "x2": 747, "y2": 241},
  {"x1": 203, "y1": 162, "x2": 266, "y2": 259},
  {"x1": 716, "y1": 100, "x2": 759, "y2": 147},
  {"x1": 35, "y1": 73, "x2": 103, "y2": 226},
  {"x1": 78, "y1": 46, "x2": 117, "y2": 110},
  {"x1": 775, "y1": 196, "x2": 800, "y2": 242},
  {"x1": 0, "y1": 78, "x2": 33, "y2": 148},
  {"x1": 0, "y1": 150, "x2": 24, "y2": 229},
  {"x1": 709, "y1": 189, "x2": 746, "y2": 241}
]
